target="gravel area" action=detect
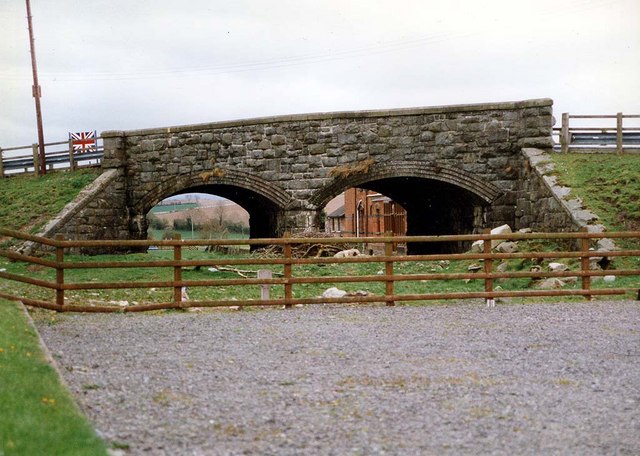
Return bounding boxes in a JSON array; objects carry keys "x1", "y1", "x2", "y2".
[{"x1": 34, "y1": 301, "x2": 640, "y2": 455}]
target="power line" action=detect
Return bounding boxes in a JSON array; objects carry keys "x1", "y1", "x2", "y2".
[{"x1": 0, "y1": 0, "x2": 622, "y2": 83}]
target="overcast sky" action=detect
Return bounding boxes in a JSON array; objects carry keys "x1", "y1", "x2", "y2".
[{"x1": 1, "y1": 0, "x2": 638, "y2": 147}]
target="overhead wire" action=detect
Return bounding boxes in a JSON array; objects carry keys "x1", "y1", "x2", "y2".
[{"x1": 0, "y1": 0, "x2": 623, "y2": 83}]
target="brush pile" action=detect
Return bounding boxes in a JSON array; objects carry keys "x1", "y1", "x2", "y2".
[{"x1": 252, "y1": 231, "x2": 359, "y2": 258}]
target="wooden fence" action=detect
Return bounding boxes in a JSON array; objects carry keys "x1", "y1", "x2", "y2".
[
  {"x1": 1, "y1": 228, "x2": 638, "y2": 312},
  {"x1": 554, "y1": 113, "x2": 640, "y2": 153},
  {"x1": 0, "y1": 138, "x2": 103, "y2": 177}
]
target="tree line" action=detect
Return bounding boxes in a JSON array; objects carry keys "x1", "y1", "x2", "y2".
[{"x1": 147, "y1": 213, "x2": 247, "y2": 238}]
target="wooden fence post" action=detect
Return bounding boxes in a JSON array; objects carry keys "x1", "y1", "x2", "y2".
[
  {"x1": 55, "y1": 234, "x2": 65, "y2": 308},
  {"x1": 0, "y1": 148, "x2": 4, "y2": 178},
  {"x1": 616, "y1": 112, "x2": 623, "y2": 154},
  {"x1": 483, "y1": 229, "x2": 495, "y2": 307},
  {"x1": 68, "y1": 140, "x2": 76, "y2": 171},
  {"x1": 173, "y1": 233, "x2": 183, "y2": 307},
  {"x1": 580, "y1": 227, "x2": 592, "y2": 301},
  {"x1": 283, "y1": 236, "x2": 293, "y2": 308},
  {"x1": 385, "y1": 232, "x2": 395, "y2": 306},
  {"x1": 561, "y1": 113, "x2": 570, "y2": 154},
  {"x1": 32, "y1": 143, "x2": 40, "y2": 176}
]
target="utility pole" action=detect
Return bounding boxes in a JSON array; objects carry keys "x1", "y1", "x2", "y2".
[{"x1": 25, "y1": 0, "x2": 46, "y2": 175}]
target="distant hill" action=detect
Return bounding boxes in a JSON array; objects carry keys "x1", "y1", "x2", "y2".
[{"x1": 151, "y1": 200, "x2": 249, "y2": 228}]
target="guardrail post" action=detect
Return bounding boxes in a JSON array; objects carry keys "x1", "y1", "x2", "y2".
[
  {"x1": 173, "y1": 233, "x2": 183, "y2": 307},
  {"x1": 55, "y1": 234, "x2": 65, "y2": 308},
  {"x1": 580, "y1": 227, "x2": 592, "y2": 300},
  {"x1": 616, "y1": 112, "x2": 623, "y2": 154},
  {"x1": 32, "y1": 143, "x2": 40, "y2": 176},
  {"x1": 483, "y1": 229, "x2": 495, "y2": 307},
  {"x1": 561, "y1": 113, "x2": 570, "y2": 154},
  {"x1": 0, "y1": 148, "x2": 4, "y2": 178},
  {"x1": 283, "y1": 235, "x2": 293, "y2": 308},
  {"x1": 68, "y1": 140, "x2": 76, "y2": 171},
  {"x1": 385, "y1": 232, "x2": 395, "y2": 306}
]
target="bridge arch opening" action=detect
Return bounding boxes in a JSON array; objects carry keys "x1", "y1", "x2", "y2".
[
  {"x1": 319, "y1": 177, "x2": 488, "y2": 254},
  {"x1": 144, "y1": 184, "x2": 282, "y2": 241},
  {"x1": 148, "y1": 192, "x2": 249, "y2": 241}
]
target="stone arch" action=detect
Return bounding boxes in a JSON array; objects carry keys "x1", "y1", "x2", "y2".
[
  {"x1": 133, "y1": 169, "x2": 294, "y2": 240},
  {"x1": 310, "y1": 161, "x2": 502, "y2": 209},
  {"x1": 311, "y1": 161, "x2": 504, "y2": 254},
  {"x1": 134, "y1": 168, "x2": 293, "y2": 215}
]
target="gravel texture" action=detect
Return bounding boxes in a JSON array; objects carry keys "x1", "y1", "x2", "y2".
[{"x1": 34, "y1": 301, "x2": 640, "y2": 455}]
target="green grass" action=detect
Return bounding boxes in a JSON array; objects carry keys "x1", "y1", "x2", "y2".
[
  {"x1": 2, "y1": 239, "x2": 637, "y2": 308},
  {"x1": 0, "y1": 169, "x2": 100, "y2": 233},
  {"x1": 551, "y1": 153, "x2": 640, "y2": 232},
  {"x1": 0, "y1": 299, "x2": 108, "y2": 455},
  {"x1": 148, "y1": 228, "x2": 249, "y2": 241},
  {"x1": 148, "y1": 202, "x2": 197, "y2": 213}
]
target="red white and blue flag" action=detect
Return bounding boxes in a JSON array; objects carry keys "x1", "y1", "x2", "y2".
[{"x1": 69, "y1": 131, "x2": 97, "y2": 153}]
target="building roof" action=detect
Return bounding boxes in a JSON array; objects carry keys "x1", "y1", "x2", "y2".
[{"x1": 327, "y1": 205, "x2": 345, "y2": 218}]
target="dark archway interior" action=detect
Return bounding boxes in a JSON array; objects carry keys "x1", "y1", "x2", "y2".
[
  {"x1": 171, "y1": 184, "x2": 281, "y2": 239},
  {"x1": 359, "y1": 177, "x2": 487, "y2": 254}
]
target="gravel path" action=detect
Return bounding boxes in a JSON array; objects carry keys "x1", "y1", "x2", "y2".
[{"x1": 34, "y1": 301, "x2": 640, "y2": 455}]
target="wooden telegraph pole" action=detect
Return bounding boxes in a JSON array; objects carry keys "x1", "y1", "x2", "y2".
[{"x1": 25, "y1": 0, "x2": 46, "y2": 175}]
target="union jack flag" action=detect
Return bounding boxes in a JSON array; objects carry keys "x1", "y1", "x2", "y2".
[{"x1": 69, "y1": 131, "x2": 97, "y2": 153}]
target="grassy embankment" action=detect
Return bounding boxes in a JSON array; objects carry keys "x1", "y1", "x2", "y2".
[
  {"x1": 550, "y1": 153, "x2": 640, "y2": 232},
  {"x1": 0, "y1": 169, "x2": 100, "y2": 233},
  {"x1": 551, "y1": 152, "x2": 640, "y2": 274},
  {"x1": 1, "y1": 170, "x2": 108, "y2": 455}
]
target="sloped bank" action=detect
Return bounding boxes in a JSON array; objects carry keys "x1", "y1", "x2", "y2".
[{"x1": 519, "y1": 147, "x2": 608, "y2": 235}]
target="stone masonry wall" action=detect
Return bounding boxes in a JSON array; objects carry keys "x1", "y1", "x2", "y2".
[
  {"x1": 517, "y1": 148, "x2": 603, "y2": 233},
  {"x1": 96, "y1": 98, "x2": 555, "y2": 241},
  {"x1": 22, "y1": 169, "x2": 130, "y2": 254}
]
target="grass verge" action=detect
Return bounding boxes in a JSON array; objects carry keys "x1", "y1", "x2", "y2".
[
  {"x1": 0, "y1": 169, "x2": 100, "y2": 233},
  {"x1": 0, "y1": 299, "x2": 108, "y2": 455},
  {"x1": 551, "y1": 153, "x2": 640, "y2": 232}
]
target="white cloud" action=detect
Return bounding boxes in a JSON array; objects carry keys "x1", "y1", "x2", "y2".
[{"x1": 1, "y1": 0, "x2": 638, "y2": 146}]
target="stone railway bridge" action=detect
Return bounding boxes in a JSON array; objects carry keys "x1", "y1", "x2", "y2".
[{"x1": 50, "y1": 98, "x2": 575, "y2": 253}]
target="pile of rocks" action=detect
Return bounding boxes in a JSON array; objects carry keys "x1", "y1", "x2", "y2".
[
  {"x1": 468, "y1": 224, "x2": 618, "y2": 289},
  {"x1": 469, "y1": 224, "x2": 523, "y2": 254}
]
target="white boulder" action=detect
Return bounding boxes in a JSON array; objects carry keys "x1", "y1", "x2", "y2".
[
  {"x1": 490, "y1": 224, "x2": 513, "y2": 249},
  {"x1": 334, "y1": 248, "x2": 361, "y2": 258},
  {"x1": 470, "y1": 240, "x2": 484, "y2": 253},
  {"x1": 597, "y1": 238, "x2": 617, "y2": 252},
  {"x1": 536, "y1": 278, "x2": 566, "y2": 289},
  {"x1": 322, "y1": 287, "x2": 348, "y2": 298},
  {"x1": 548, "y1": 262, "x2": 570, "y2": 272},
  {"x1": 495, "y1": 241, "x2": 518, "y2": 253}
]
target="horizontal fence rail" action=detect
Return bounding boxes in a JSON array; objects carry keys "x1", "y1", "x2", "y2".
[
  {"x1": 553, "y1": 113, "x2": 640, "y2": 154},
  {"x1": 0, "y1": 138, "x2": 104, "y2": 177},
  {"x1": 0, "y1": 228, "x2": 639, "y2": 312}
]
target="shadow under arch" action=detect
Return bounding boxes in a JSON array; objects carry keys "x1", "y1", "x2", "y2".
[
  {"x1": 134, "y1": 169, "x2": 294, "y2": 239},
  {"x1": 311, "y1": 161, "x2": 502, "y2": 209},
  {"x1": 311, "y1": 161, "x2": 504, "y2": 254}
]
